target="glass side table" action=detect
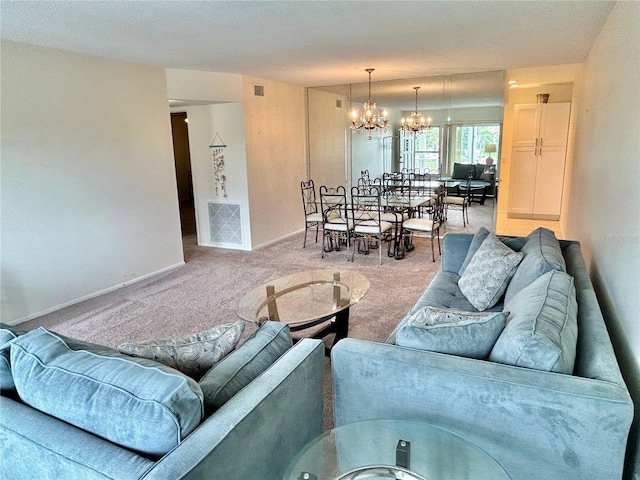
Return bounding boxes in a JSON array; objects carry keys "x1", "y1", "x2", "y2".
[{"x1": 284, "y1": 419, "x2": 511, "y2": 480}]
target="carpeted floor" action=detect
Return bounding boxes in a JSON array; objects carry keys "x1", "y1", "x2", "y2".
[{"x1": 19, "y1": 199, "x2": 495, "y2": 429}]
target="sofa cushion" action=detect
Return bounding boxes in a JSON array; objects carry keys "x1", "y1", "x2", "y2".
[
  {"x1": 504, "y1": 227, "x2": 566, "y2": 304},
  {"x1": 10, "y1": 327, "x2": 204, "y2": 456},
  {"x1": 452, "y1": 163, "x2": 476, "y2": 180},
  {"x1": 490, "y1": 270, "x2": 578, "y2": 374},
  {"x1": 475, "y1": 163, "x2": 488, "y2": 179},
  {"x1": 458, "y1": 227, "x2": 491, "y2": 275},
  {"x1": 118, "y1": 322, "x2": 245, "y2": 379},
  {"x1": 199, "y1": 321, "x2": 292, "y2": 414},
  {"x1": 458, "y1": 233, "x2": 524, "y2": 311},
  {"x1": 396, "y1": 307, "x2": 507, "y2": 359},
  {"x1": 1, "y1": 328, "x2": 21, "y2": 391}
]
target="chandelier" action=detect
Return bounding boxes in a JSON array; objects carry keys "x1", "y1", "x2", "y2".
[
  {"x1": 400, "y1": 86, "x2": 431, "y2": 132},
  {"x1": 350, "y1": 68, "x2": 389, "y2": 139}
]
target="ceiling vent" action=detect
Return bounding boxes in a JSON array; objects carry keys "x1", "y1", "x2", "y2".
[{"x1": 253, "y1": 84, "x2": 265, "y2": 97}]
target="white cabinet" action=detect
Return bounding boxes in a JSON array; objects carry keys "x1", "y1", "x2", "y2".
[{"x1": 508, "y1": 103, "x2": 571, "y2": 219}]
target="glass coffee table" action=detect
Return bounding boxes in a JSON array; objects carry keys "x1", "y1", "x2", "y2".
[
  {"x1": 236, "y1": 269, "x2": 369, "y2": 354},
  {"x1": 284, "y1": 419, "x2": 511, "y2": 480}
]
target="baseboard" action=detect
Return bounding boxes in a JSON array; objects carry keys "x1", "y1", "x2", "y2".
[
  {"x1": 198, "y1": 241, "x2": 251, "y2": 251},
  {"x1": 5, "y1": 261, "x2": 186, "y2": 326},
  {"x1": 253, "y1": 229, "x2": 305, "y2": 250}
]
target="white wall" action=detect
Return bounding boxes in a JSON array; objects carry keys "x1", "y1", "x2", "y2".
[
  {"x1": 566, "y1": 2, "x2": 640, "y2": 364},
  {"x1": 1, "y1": 41, "x2": 184, "y2": 323},
  {"x1": 167, "y1": 71, "x2": 308, "y2": 250},
  {"x1": 176, "y1": 104, "x2": 251, "y2": 250},
  {"x1": 308, "y1": 89, "x2": 348, "y2": 189},
  {"x1": 165, "y1": 68, "x2": 243, "y2": 103},
  {"x1": 566, "y1": 4, "x2": 640, "y2": 474},
  {"x1": 242, "y1": 76, "x2": 307, "y2": 248}
]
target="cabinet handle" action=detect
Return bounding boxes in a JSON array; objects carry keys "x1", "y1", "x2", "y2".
[
  {"x1": 535, "y1": 138, "x2": 539, "y2": 146},
  {"x1": 540, "y1": 138, "x2": 543, "y2": 146}
]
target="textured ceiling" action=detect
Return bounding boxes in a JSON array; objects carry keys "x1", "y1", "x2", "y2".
[{"x1": 1, "y1": 1, "x2": 615, "y2": 88}]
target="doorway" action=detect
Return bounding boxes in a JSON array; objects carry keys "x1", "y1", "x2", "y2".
[{"x1": 170, "y1": 112, "x2": 197, "y2": 238}]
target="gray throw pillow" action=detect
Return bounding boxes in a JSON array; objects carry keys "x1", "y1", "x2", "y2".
[
  {"x1": 396, "y1": 306, "x2": 508, "y2": 359},
  {"x1": 199, "y1": 321, "x2": 292, "y2": 414},
  {"x1": 490, "y1": 270, "x2": 578, "y2": 374},
  {"x1": 118, "y1": 322, "x2": 245, "y2": 379},
  {"x1": 458, "y1": 227, "x2": 491, "y2": 275},
  {"x1": 458, "y1": 233, "x2": 524, "y2": 311}
]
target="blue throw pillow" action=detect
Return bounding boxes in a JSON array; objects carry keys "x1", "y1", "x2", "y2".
[
  {"x1": 504, "y1": 227, "x2": 566, "y2": 304},
  {"x1": 396, "y1": 307, "x2": 507, "y2": 359},
  {"x1": 199, "y1": 321, "x2": 292, "y2": 414},
  {"x1": 490, "y1": 270, "x2": 578, "y2": 374},
  {"x1": 0, "y1": 326, "x2": 26, "y2": 391},
  {"x1": 11, "y1": 328, "x2": 204, "y2": 456}
]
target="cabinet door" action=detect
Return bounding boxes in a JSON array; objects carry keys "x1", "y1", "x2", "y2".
[
  {"x1": 508, "y1": 146, "x2": 538, "y2": 215},
  {"x1": 539, "y1": 103, "x2": 571, "y2": 148},
  {"x1": 533, "y1": 145, "x2": 566, "y2": 216},
  {"x1": 512, "y1": 104, "x2": 541, "y2": 147}
]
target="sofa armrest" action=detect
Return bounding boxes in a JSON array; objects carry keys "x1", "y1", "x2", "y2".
[
  {"x1": 332, "y1": 339, "x2": 633, "y2": 480},
  {"x1": 441, "y1": 233, "x2": 473, "y2": 273},
  {"x1": 144, "y1": 338, "x2": 324, "y2": 480}
]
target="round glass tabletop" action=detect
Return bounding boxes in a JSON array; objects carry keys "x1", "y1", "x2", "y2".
[
  {"x1": 284, "y1": 419, "x2": 511, "y2": 480},
  {"x1": 236, "y1": 269, "x2": 369, "y2": 328}
]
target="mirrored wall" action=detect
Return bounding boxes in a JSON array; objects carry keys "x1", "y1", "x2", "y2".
[{"x1": 307, "y1": 70, "x2": 505, "y2": 188}]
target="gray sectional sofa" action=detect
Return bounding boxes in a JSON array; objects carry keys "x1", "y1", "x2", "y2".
[
  {"x1": 1, "y1": 321, "x2": 324, "y2": 480},
  {"x1": 332, "y1": 228, "x2": 634, "y2": 480}
]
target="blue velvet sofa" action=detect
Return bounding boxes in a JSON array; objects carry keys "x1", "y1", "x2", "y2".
[
  {"x1": 0, "y1": 322, "x2": 324, "y2": 480},
  {"x1": 332, "y1": 229, "x2": 634, "y2": 480}
]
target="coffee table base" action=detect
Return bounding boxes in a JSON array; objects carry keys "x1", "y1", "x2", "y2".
[{"x1": 290, "y1": 307, "x2": 350, "y2": 356}]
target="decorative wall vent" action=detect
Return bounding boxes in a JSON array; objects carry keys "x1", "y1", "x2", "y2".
[
  {"x1": 208, "y1": 203, "x2": 243, "y2": 245},
  {"x1": 253, "y1": 84, "x2": 265, "y2": 97}
]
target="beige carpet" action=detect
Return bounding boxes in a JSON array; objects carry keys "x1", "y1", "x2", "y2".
[{"x1": 19, "y1": 199, "x2": 495, "y2": 429}]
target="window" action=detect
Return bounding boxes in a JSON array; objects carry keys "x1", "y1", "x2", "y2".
[
  {"x1": 452, "y1": 124, "x2": 501, "y2": 165},
  {"x1": 400, "y1": 128, "x2": 441, "y2": 172}
]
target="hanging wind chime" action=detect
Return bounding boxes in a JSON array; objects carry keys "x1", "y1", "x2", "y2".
[{"x1": 209, "y1": 133, "x2": 227, "y2": 197}]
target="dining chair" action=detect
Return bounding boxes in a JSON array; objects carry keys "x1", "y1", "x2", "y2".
[
  {"x1": 319, "y1": 185, "x2": 352, "y2": 260},
  {"x1": 401, "y1": 187, "x2": 446, "y2": 262},
  {"x1": 379, "y1": 186, "x2": 412, "y2": 260},
  {"x1": 443, "y1": 172, "x2": 472, "y2": 227},
  {"x1": 300, "y1": 180, "x2": 323, "y2": 248},
  {"x1": 349, "y1": 185, "x2": 395, "y2": 265}
]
